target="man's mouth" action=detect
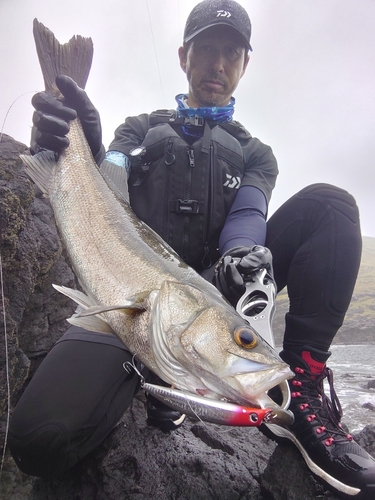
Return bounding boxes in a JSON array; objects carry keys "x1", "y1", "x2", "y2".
[{"x1": 202, "y1": 79, "x2": 225, "y2": 92}]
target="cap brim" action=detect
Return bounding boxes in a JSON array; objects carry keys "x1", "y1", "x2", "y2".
[{"x1": 184, "y1": 21, "x2": 252, "y2": 51}]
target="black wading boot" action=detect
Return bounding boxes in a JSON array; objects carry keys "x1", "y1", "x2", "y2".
[{"x1": 262, "y1": 347, "x2": 375, "y2": 498}]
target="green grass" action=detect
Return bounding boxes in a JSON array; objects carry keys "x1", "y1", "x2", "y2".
[{"x1": 353, "y1": 237, "x2": 375, "y2": 295}]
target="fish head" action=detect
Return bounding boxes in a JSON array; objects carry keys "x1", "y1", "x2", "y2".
[{"x1": 151, "y1": 281, "x2": 294, "y2": 406}]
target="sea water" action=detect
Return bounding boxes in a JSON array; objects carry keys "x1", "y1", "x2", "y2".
[{"x1": 326, "y1": 344, "x2": 375, "y2": 433}]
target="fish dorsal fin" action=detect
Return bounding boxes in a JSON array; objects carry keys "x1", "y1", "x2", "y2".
[
  {"x1": 33, "y1": 18, "x2": 93, "y2": 93},
  {"x1": 100, "y1": 160, "x2": 130, "y2": 204},
  {"x1": 20, "y1": 150, "x2": 55, "y2": 196}
]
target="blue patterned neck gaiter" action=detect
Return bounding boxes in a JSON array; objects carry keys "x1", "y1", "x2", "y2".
[{"x1": 175, "y1": 94, "x2": 235, "y2": 140}]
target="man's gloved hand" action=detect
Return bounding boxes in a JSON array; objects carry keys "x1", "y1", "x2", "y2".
[
  {"x1": 30, "y1": 75, "x2": 102, "y2": 158},
  {"x1": 145, "y1": 373, "x2": 186, "y2": 431},
  {"x1": 213, "y1": 245, "x2": 274, "y2": 306}
]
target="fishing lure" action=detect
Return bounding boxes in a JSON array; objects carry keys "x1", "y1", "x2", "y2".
[{"x1": 124, "y1": 361, "x2": 294, "y2": 427}]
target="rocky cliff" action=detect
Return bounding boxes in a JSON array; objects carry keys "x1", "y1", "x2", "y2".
[{"x1": 0, "y1": 134, "x2": 374, "y2": 500}]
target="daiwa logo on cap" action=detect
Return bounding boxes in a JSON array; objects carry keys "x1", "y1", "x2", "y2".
[{"x1": 217, "y1": 10, "x2": 232, "y2": 18}]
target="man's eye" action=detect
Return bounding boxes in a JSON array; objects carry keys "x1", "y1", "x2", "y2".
[
  {"x1": 201, "y1": 45, "x2": 213, "y2": 54},
  {"x1": 224, "y1": 47, "x2": 240, "y2": 61}
]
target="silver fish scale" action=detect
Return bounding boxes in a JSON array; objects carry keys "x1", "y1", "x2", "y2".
[{"x1": 57, "y1": 121, "x2": 198, "y2": 296}]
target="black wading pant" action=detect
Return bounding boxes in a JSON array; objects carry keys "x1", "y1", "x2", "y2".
[{"x1": 8, "y1": 183, "x2": 362, "y2": 477}]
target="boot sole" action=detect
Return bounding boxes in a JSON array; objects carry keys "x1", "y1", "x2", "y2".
[{"x1": 262, "y1": 423, "x2": 363, "y2": 497}]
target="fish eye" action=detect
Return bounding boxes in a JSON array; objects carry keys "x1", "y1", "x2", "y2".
[{"x1": 233, "y1": 327, "x2": 258, "y2": 349}]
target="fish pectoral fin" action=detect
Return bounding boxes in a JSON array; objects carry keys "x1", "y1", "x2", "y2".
[
  {"x1": 53, "y1": 284, "x2": 147, "y2": 317},
  {"x1": 75, "y1": 303, "x2": 145, "y2": 317},
  {"x1": 53, "y1": 283, "x2": 146, "y2": 334},
  {"x1": 54, "y1": 284, "x2": 114, "y2": 333},
  {"x1": 67, "y1": 315, "x2": 115, "y2": 334}
]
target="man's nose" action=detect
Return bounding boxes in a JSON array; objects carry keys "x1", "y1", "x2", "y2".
[{"x1": 210, "y1": 50, "x2": 225, "y2": 72}]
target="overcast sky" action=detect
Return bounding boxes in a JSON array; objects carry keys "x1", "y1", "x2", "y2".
[{"x1": 1, "y1": 0, "x2": 374, "y2": 237}]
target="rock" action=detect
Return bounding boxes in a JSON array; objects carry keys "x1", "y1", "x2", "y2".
[
  {"x1": 340, "y1": 373, "x2": 355, "y2": 379},
  {"x1": 354, "y1": 426, "x2": 375, "y2": 457},
  {"x1": 0, "y1": 134, "x2": 78, "y2": 498},
  {"x1": 0, "y1": 135, "x2": 374, "y2": 500},
  {"x1": 259, "y1": 445, "x2": 339, "y2": 500},
  {"x1": 30, "y1": 396, "x2": 277, "y2": 500},
  {"x1": 10, "y1": 392, "x2": 345, "y2": 500},
  {"x1": 367, "y1": 380, "x2": 375, "y2": 390},
  {"x1": 362, "y1": 402, "x2": 375, "y2": 412}
]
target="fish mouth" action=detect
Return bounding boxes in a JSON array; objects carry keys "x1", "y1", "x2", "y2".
[
  {"x1": 224, "y1": 354, "x2": 293, "y2": 380},
  {"x1": 219, "y1": 357, "x2": 294, "y2": 406},
  {"x1": 259, "y1": 379, "x2": 291, "y2": 411},
  {"x1": 256, "y1": 379, "x2": 294, "y2": 426}
]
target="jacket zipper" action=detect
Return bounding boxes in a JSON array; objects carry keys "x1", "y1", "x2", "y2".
[
  {"x1": 201, "y1": 144, "x2": 214, "y2": 268},
  {"x1": 182, "y1": 148, "x2": 195, "y2": 261},
  {"x1": 164, "y1": 138, "x2": 175, "y2": 242}
]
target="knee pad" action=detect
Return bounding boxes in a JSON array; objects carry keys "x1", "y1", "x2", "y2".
[
  {"x1": 297, "y1": 183, "x2": 359, "y2": 224},
  {"x1": 8, "y1": 422, "x2": 73, "y2": 477}
]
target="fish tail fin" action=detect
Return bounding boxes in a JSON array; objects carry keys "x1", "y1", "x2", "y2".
[
  {"x1": 33, "y1": 18, "x2": 93, "y2": 92},
  {"x1": 20, "y1": 150, "x2": 56, "y2": 195}
]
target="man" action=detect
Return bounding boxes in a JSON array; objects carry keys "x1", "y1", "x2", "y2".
[{"x1": 9, "y1": 1, "x2": 375, "y2": 497}]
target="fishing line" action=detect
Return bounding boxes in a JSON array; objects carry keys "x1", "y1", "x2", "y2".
[
  {"x1": 0, "y1": 90, "x2": 37, "y2": 480},
  {"x1": 0, "y1": 252, "x2": 10, "y2": 481},
  {"x1": 179, "y1": 390, "x2": 210, "y2": 429},
  {"x1": 0, "y1": 90, "x2": 37, "y2": 144},
  {"x1": 145, "y1": 0, "x2": 166, "y2": 108}
]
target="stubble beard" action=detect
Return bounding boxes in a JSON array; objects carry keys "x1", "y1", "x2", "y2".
[
  {"x1": 190, "y1": 73, "x2": 229, "y2": 107},
  {"x1": 191, "y1": 87, "x2": 227, "y2": 108}
]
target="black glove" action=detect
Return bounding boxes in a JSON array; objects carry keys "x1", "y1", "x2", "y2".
[
  {"x1": 30, "y1": 75, "x2": 102, "y2": 159},
  {"x1": 145, "y1": 373, "x2": 186, "y2": 431},
  {"x1": 213, "y1": 245, "x2": 274, "y2": 306}
]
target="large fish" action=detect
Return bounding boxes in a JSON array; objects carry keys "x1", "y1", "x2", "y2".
[{"x1": 21, "y1": 20, "x2": 293, "y2": 418}]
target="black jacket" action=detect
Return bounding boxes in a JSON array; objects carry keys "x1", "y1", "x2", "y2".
[{"x1": 108, "y1": 110, "x2": 278, "y2": 272}]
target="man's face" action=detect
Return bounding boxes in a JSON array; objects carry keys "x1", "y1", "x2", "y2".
[{"x1": 178, "y1": 25, "x2": 250, "y2": 108}]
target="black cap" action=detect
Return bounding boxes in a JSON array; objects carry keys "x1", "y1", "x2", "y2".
[{"x1": 184, "y1": 0, "x2": 252, "y2": 51}]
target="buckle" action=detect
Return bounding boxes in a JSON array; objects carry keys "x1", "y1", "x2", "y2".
[
  {"x1": 183, "y1": 116, "x2": 204, "y2": 127},
  {"x1": 170, "y1": 199, "x2": 200, "y2": 214}
]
